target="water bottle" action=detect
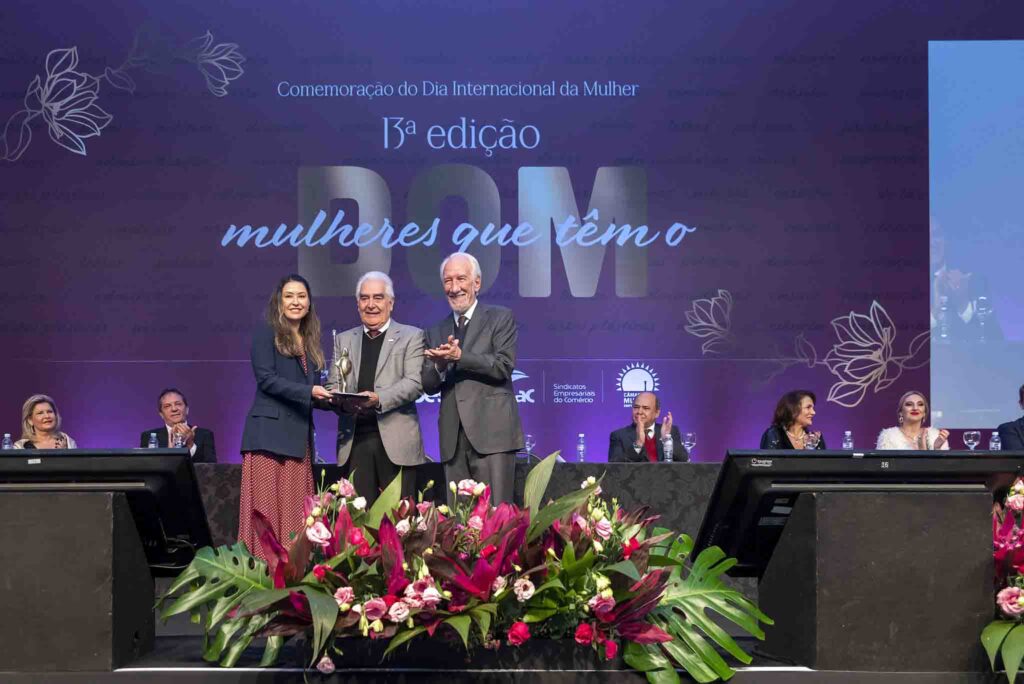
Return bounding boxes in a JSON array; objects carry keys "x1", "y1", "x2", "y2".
[
  {"x1": 147, "y1": 432, "x2": 158, "y2": 449},
  {"x1": 576, "y1": 433, "x2": 586, "y2": 463},
  {"x1": 938, "y1": 296, "x2": 950, "y2": 341},
  {"x1": 842, "y1": 430, "x2": 854, "y2": 450},
  {"x1": 662, "y1": 436, "x2": 674, "y2": 463},
  {"x1": 1, "y1": 433, "x2": 12, "y2": 450},
  {"x1": 990, "y1": 431, "x2": 1002, "y2": 451}
]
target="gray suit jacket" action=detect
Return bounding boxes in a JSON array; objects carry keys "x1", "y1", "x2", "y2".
[
  {"x1": 326, "y1": 320, "x2": 428, "y2": 467},
  {"x1": 421, "y1": 303, "x2": 525, "y2": 461}
]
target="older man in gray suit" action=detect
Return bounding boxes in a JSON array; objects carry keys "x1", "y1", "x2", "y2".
[
  {"x1": 327, "y1": 271, "x2": 427, "y2": 504},
  {"x1": 422, "y1": 252, "x2": 524, "y2": 504}
]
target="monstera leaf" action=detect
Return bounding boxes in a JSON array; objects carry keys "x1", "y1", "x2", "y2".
[
  {"x1": 158, "y1": 542, "x2": 280, "y2": 666},
  {"x1": 624, "y1": 535, "x2": 773, "y2": 683}
]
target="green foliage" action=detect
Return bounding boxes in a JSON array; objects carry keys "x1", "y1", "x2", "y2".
[
  {"x1": 627, "y1": 542, "x2": 773, "y2": 684},
  {"x1": 982, "y1": 620, "x2": 1024, "y2": 682},
  {"x1": 366, "y1": 471, "x2": 403, "y2": 529},
  {"x1": 523, "y1": 451, "x2": 560, "y2": 518}
]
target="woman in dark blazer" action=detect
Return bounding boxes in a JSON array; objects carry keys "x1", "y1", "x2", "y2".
[
  {"x1": 238, "y1": 274, "x2": 332, "y2": 560},
  {"x1": 759, "y1": 389, "x2": 826, "y2": 450}
]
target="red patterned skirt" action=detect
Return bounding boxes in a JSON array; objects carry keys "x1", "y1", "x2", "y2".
[{"x1": 238, "y1": 448, "x2": 314, "y2": 560}]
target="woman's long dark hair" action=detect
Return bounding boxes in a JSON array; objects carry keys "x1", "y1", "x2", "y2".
[
  {"x1": 772, "y1": 389, "x2": 816, "y2": 429},
  {"x1": 266, "y1": 273, "x2": 325, "y2": 371}
]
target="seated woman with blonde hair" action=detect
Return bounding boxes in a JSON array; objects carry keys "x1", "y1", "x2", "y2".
[
  {"x1": 14, "y1": 394, "x2": 77, "y2": 449},
  {"x1": 876, "y1": 391, "x2": 949, "y2": 450}
]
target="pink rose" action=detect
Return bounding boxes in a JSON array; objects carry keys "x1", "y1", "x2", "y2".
[
  {"x1": 998, "y1": 587, "x2": 1024, "y2": 617},
  {"x1": 1008, "y1": 495, "x2": 1024, "y2": 512},
  {"x1": 594, "y1": 519, "x2": 613, "y2": 540},
  {"x1": 317, "y1": 655, "x2": 335, "y2": 674},
  {"x1": 395, "y1": 518, "x2": 411, "y2": 537},
  {"x1": 337, "y1": 478, "x2": 356, "y2": 498},
  {"x1": 574, "y1": 622, "x2": 595, "y2": 645},
  {"x1": 388, "y1": 600, "x2": 411, "y2": 622},
  {"x1": 571, "y1": 512, "x2": 589, "y2": 534},
  {"x1": 334, "y1": 586, "x2": 354, "y2": 608},
  {"x1": 305, "y1": 521, "x2": 332, "y2": 547},
  {"x1": 457, "y1": 479, "x2": 479, "y2": 496},
  {"x1": 467, "y1": 515, "x2": 484, "y2": 531},
  {"x1": 513, "y1": 578, "x2": 535, "y2": 602},
  {"x1": 421, "y1": 586, "x2": 442, "y2": 608},
  {"x1": 364, "y1": 597, "x2": 388, "y2": 621},
  {"x1": 588, "y1": 594, "x2": 616, "y2": 618},
  {"x1": 507, "y1": 621, "x2": 531, "y2": 646},
  {"x1": 347, "y1": 528, "x2": 366, "y2": 546},
  {"x1": 603, "y1": 638, "x2": 618, "y2": 659},
  {"x1": 492, "y1": 575, "x2": 507, "y2": 593},
  {"x1": 416, "y1": 501, "x2": 432, "y2": 516},
  {"x1": 312, "y1": 564, "x2": 329, "y2": 581}
]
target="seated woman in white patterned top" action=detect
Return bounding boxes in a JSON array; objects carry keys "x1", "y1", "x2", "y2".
[{"x1": 876, "y1": 390, "x2": 949, "y2": 451}]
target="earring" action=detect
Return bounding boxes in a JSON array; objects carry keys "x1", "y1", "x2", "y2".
[{"x1": 898, "y1": 414, "x2": 903, "y2": 425}]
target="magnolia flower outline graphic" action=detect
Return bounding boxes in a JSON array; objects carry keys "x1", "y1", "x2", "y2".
[
  {"x1": 771, "y1": 300, "x2": 929, "y2": 408},
  {"x1": 684, "y1": 289, "x2": 734, "y2": 355},
  {"x1": 2, "y1": 30, "x2": 246, "y2": 161}
]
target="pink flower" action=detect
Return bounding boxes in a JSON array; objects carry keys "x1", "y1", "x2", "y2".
[
  {"x1": 395, "y1": 518, "x2": 411, "y2": 537},
  {"x1": 317, "y1": 655, "x2": 335, "y2": 674},
  {"x1": 588, "y1": 594, "x2": 616, "y2": 617},
  {"x1": 337, "y1": 478, "x2": 356, "y2": 498},
  {"x1": 388, "y1": 600, "x2": 411, "y2": 622},
  {"x1": 513, "y1": 578, "x2": 535, "y2": 602},
  {"x1": 571, "y1": 512, "x2": 589, "y2": 534},
  {"x1": 334, "y1": 587, "x2": 354, "y2": 608},
  {"x1": 457, "y1": 479, "x2": 479, "y2": 496},
  {"x1": 998, "y1": 587, "x2": 1024, "y2": 617},
  {"x1": 312, "y1": 564, "x2": 329, "y2": 581},
  {"x1": 467, "y1": 515, "x2": 484, "y2": 531},
  {"x1": 305, "y1": 522, "x2": 331, "y2": 547},
  {"x1": 507, "y1": 621, "x2": 531, "y2": 646},
  {"x1": 421, "y1": 586, "x2": 442, "y2": 608},
  {"x1": 1008, "y1": 495, "x2": 1024, "y2": 513},
  {"x1": 364, "y1": 597, "x2": 388, "y2": 621},
  {"x1": 348, "y1": 528, "x2": 366, "y2": 546},
  {"x1": 416, "y1": 501, "x2": 432, "y2": 515},
  {"x1": 622, "y1": 537, "x2": 640, "y2": 560},
  {"x1": 594, "y1": 519, "x2": 613, "y2": 540},
  {"x1": 603, "y1": 639, "x2": 618, "y2": 659},
  {"x1": 574, "y1": 622, "x2": 595, "y2": 645},
  {"x1": 492, "y1": 576, "x2": 507, "y2": 593}
]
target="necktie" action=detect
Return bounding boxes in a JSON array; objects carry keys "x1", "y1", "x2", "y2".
[
  {"x1": 367, "y1": 329, "x2": 381, "y2": 339},
  {"x1": 455, "y1": 315, "x2": 468, "y2": 343},
  {"x1": 643, "y1": 435, "x2": 658, "y2": 463}
]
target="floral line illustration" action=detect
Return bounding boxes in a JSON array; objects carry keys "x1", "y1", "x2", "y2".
[
  {"x1": 1, "y1": 31, "x2": 245, "y2": 161},
  {"x1": 768, "y1": 300, "x2": 929, "y2": 408},
  {"x1": 684, "y1": 289, "x2": 734, "y2": 355}
]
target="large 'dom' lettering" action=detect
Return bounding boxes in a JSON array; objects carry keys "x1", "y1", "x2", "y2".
[{"x1": 296, "y1": 165, "x2": 649, "y2": 298}]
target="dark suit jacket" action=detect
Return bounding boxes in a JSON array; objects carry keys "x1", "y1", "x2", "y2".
[
  {"x1": 608, "y1": 423, "x2": 687, "y2": 463},
  {"x1": 998, "y1": 417, "x2": 1024, "y2": 451},
  {"x1": 139, "y1": 427, "x2": 217, "y2": 463},
  {"x1": 759, "y1": 424, "x2": 827, "y2": 450},
  {"x1": 421, "y1": 303, "x2": 524, "y2": 461},
  {"x1": 239, "y1": 323, "x2": 319, "y2": 460}
]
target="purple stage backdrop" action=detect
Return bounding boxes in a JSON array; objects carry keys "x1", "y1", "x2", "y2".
[{"x1": 1, "y1": 1, "x2": 1021, "y2": 462}]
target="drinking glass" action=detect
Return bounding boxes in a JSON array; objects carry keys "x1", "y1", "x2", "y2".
[
  {"x1": 963, "y1": 430, "x2": 981, "y2": 451},
  {"x1": 976, "y1": 297, "x2": 991, "y2": 343},
  {"x1": 804, "y1": 432, "x2": 820, "y2": 450},
  {"x1": 683, "y1": 432, "x2": 696, "y2": 457},
  {"x1": 524, "y1": 434, "x2": 536, "y2": 455}
]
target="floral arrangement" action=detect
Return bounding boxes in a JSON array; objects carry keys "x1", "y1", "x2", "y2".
[
  {"x1": 984, "y1": 478, "x2": 1024, "y2": 681},
  {"x1": 159, "y1": 454, "x2": 771, "y2": 682}
]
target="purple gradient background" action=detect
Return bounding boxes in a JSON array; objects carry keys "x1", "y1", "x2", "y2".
[{"x1": 2, "y1": 1, "x2": 1021, "y2": 462}]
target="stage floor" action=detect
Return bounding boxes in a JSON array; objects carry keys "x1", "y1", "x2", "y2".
[{"x1": 0, "y1": 637, "x2": 999, "y2": 683}]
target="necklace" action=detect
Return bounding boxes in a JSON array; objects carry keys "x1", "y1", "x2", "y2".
[
  {"x1": 785, "y1": 428, "x2": 805, "y2": 446},
  {"x1": 898, "y1": 427, "x2": 925, "y2": 448}
]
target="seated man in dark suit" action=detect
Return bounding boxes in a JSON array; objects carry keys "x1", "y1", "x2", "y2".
[
  {"x1": 139, "y1": 387, "x2": 217, "y2": 462},
  {"x1": 608, "y1": 391, "x2": 687, "y2": 463},
  {"x1": 997, "y1": 384, "x2": 1024, "y2": 451}
]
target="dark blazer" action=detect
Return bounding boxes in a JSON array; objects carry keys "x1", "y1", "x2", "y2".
[
  {"x1": 608, "y1": 423, "x2": 688, "y2": 463},
  {"x1": 759, "y1": 424, "x2": 827, "y2": 450},
  {"x1": 240, "y1": 324, "x2": 319, "y2": 460},
  {"x1": 421, "y1": 303, "x2": 524, "y2": 461},
  {"x1": 139, "y1": 427, "x2": 217, "y2": 463},
  {"x1": 998, "y1": 417, "x2": 1024, "y2": 451}
]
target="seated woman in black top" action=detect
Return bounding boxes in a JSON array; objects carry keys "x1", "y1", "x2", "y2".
[{"x1": 759, "y1": 389, "x2": 825, "y2": 450}]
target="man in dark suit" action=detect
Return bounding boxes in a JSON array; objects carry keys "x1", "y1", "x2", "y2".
[
  {"x1": 422, "y1": 252, "x2": 524, "y2": 504},
  {"x1": 997, "y1": 384, "x2": 1024, "y2": 451},
  {"x1": 608, "y1": 391, "x2": 687, "y2": 463},
  {"x1": 139, "y1": 388, "x2": 217, "y2": 462}
]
